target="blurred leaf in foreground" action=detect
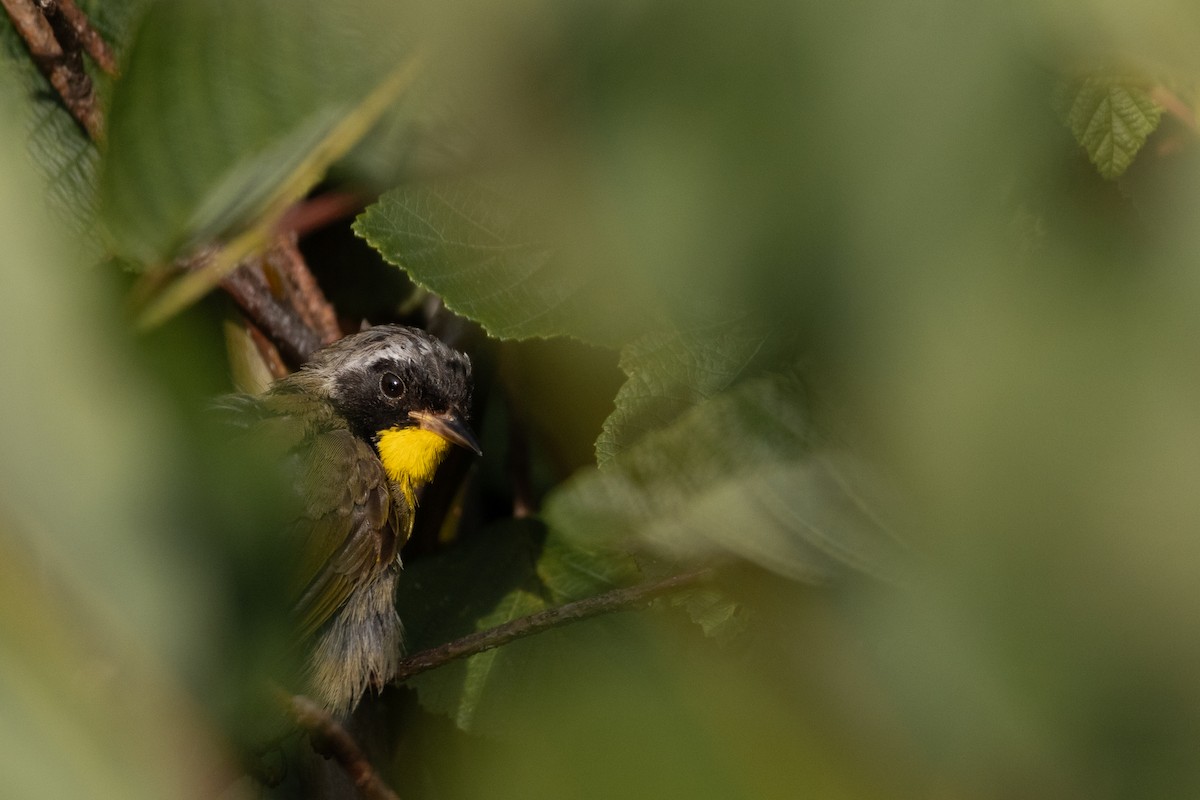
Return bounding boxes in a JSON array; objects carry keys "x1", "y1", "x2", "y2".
[
  {"x1": 546, "y1": 372, "x2": 902, "y2": 583},
  {"x1": 354, "y1": 177, "x2": 651, "y2": 347},
  {"x1": 99, "y1": 0, "x2": 419, "y2": 268},
  {"x1": 595, "y1": 320, "x2": 777, "y2": 465},
  {"x1": 1056, "y1": 73, "x2": 1162, "y2": 179},
  {"x1": 0, "y1": 63, "x2": 232, "y2": 800},
  {"x1": 400, "y1": 576, "x2": 887, "y2": 800}
]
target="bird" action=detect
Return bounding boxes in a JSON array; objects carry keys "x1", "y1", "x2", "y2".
[{"x1": 225, "y1": 324, "x2": 480, "y2": 716}]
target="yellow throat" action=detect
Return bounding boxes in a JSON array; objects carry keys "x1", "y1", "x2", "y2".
[{"x1": 376, "y1": 426, "x2": 453, "y2": 507}]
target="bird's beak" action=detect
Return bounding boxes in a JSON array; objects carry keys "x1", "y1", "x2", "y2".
[{"x1": 409, "y1": 410, "x2": 482, "y2": 456}]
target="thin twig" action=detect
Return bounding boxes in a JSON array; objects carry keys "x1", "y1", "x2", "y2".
[
  {"x1": 288, "y1": 694, "x2": 401, "y2": 800},
  {"x1": 3, "y1": 0, "x2": 102, "y2": 139},
  {"x1": 393, "y1": 568, "x2": 716, "y2": 684},
  {"x1": 278, "y1": 190, "x2": 367, "y2": 240}
]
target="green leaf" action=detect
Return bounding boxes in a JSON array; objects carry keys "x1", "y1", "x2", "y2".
[
  {"x1": 597, "y1": 321, "x2": 774, "y2": 466},
  {"x1": 1057, "y1": 75, "x2": 1162, "y2": 180},
  {"x1": 536, "y1": 531, "x2": 642, "y2": 605},
  {"x1": 394, "y1": 520, "x2": 540, "y2": 656},
  {"x1": 442, "y1": 587, "x2": 547, "y2": 732},
  {"x1": 395, "y1": 521, "x2": 544, "y2": 732},
  {"x1": 0, "y1": 64, "x2": 238, "y2": 798},
  {"x1": 546, "y1": 373, "x2": 901, "y2": 582},
  {"x1": 353, "y1": 178, "x2": 646, "y2": 346},
  {"x1": 98, "y1": 0, "x2": 418, "y2": 267},
  {"x1": 396, "y1": 519, "x2": 648, "y2": 732},
  {"x1": 668, "y1": 586, "x2": 745, "y2": 640}
]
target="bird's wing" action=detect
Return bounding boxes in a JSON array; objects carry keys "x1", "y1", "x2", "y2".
[{"x1": 289, "y1": 428, "x2": 407, "y2": 640}]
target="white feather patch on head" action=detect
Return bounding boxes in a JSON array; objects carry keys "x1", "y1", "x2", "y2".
[{"x1": 308, "y1": 325, "x2": 446, "y2": 400}]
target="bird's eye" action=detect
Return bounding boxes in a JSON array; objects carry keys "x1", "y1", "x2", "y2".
[{"x1": 380, "y1": 372, "x2": 404, "y2": 399}]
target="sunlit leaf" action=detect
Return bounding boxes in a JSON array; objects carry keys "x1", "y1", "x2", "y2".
[
  {"x1": 667, "y1": 586, "x2": 745, "y2": 640},
  {"x1": 1057, "y1": 75, "x2": 1162, "y2": 179},
  {"x1": 354, "y1": 178, "x2": 647, "y2": 346}
]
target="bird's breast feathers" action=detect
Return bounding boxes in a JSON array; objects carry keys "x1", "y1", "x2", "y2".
[{"x1": 375, "y1": 426, "x2": 452, "y2": 506}]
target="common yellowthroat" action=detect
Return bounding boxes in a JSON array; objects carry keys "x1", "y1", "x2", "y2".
[{"x1": 228, "y1": 324, "x2": 479, "y2": 715}]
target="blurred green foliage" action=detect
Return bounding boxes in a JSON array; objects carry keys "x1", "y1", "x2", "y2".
[{"x1": 5, "y1": 0, "x2": 1200, "y2": 797}]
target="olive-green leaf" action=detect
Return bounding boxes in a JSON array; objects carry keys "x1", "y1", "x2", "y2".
[
  {"x1": 393, "y1": 520, "x2": 540, "y2": 656},
  {"x1": 669, "y1": 586, "x2": 745, "y2": 640},
  {"x1": 536, "y1": 532, "x2": 642, "y2": 605},
  {"x1": 98, "y1": 0, "x2": 415, "y2": 266},
  {"x1": 1058, "y1": 76, "x2": 1161, "y2": 180},
  {"x1": 395, "y1": 521, "x2": 543, "y2": 731},
  {"x1": 596, "y1": 322, "x2": 774, "y2": 466},
  {"x1": 546, "y1": 373, "x2": 902, "y2": 583},
  {"x1": 396, "y1": 519, "x2": 647, "y2": 732},
  {"x1": 354, "y1": 178, "x2": 644, "y2": 346}
]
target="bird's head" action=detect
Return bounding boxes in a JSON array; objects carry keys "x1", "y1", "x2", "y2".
[{"x1": 305, "y1": 324, "x2": 480, "y2": 489}]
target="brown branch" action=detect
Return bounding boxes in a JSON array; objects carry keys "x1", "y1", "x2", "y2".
[
  {"x1": 221, "y1": 207, "x2": 352, "y2": 364},
  {"x1": 278, "y1": 190, "x2": 367, "y2": 240},
  {"x1": 140, "y1": 227, "x2": 340, "y2": 366},
  {"x1": 262, "y1": 233, "x2": 341, "y2": 346},
  {"x1": 5, "y1": 1, "x2": 347, "y2": 366},
  {"x1": 247, "y1": 321, "x2": 289, "y2": 382},
  {"x1": 393, "y1": 568, "x2": 716, "y2": 684},
  {"x1": 288, "y1": 694, "x2": 401, "y2": 800},
  {"x1": 1150, "y1": 85, "x2": 1197, "y2": 133},
  {"x1": 220, "y1": 255, "x2": 325, "y2": 366},
  {"x1": 222, "y1": 263, "x2": 324, "y2": 367},
  {"x1": 42, "y1": 0, "x2": 116, "y2": 75},
  {"x1": 3, "y1": 0, "x2": 103, "y2": 139}
]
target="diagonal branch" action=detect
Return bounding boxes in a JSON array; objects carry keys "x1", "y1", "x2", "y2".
[
  {"x1": 288, "y1": 694, "x2": 401, "y2": 800},
  {"x1": 261, "y1": 232, "x2": 341, "y2": 347},
  {"x1": 2, "y1": 0, "x2": 103, "y2": 139},
  {"x1": 40, "y1": 0, "x2": 116, "y2": 75},
  {"x1": 219, "y1": 244, "x2": 327, "y2": 366},
  {"x1": 392, "y1": 568, "x2": 716, "y2": 684}
]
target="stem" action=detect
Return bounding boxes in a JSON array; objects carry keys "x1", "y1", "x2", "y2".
[
  {"x1": 220, "y1": 254, "x2": 325, "y2": 366},
  {"x1": 263, "y1": 233, "x2": 341, "y2": 346},
  {"x1": 278, "y1": 190, "x2": 367, "y2": 239},
  {"x1": 3, "y1": 0, "x2": 103, "y2": 139},
  {"x1": 44, "y1": 0, "x2": 116, "y2": 75},
  {"x1": 288, "y1": 694, "x2": 401, "y2": 800},
  {"x1": 393, "y1": 568, "x2": 716, "y2": 684}
]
